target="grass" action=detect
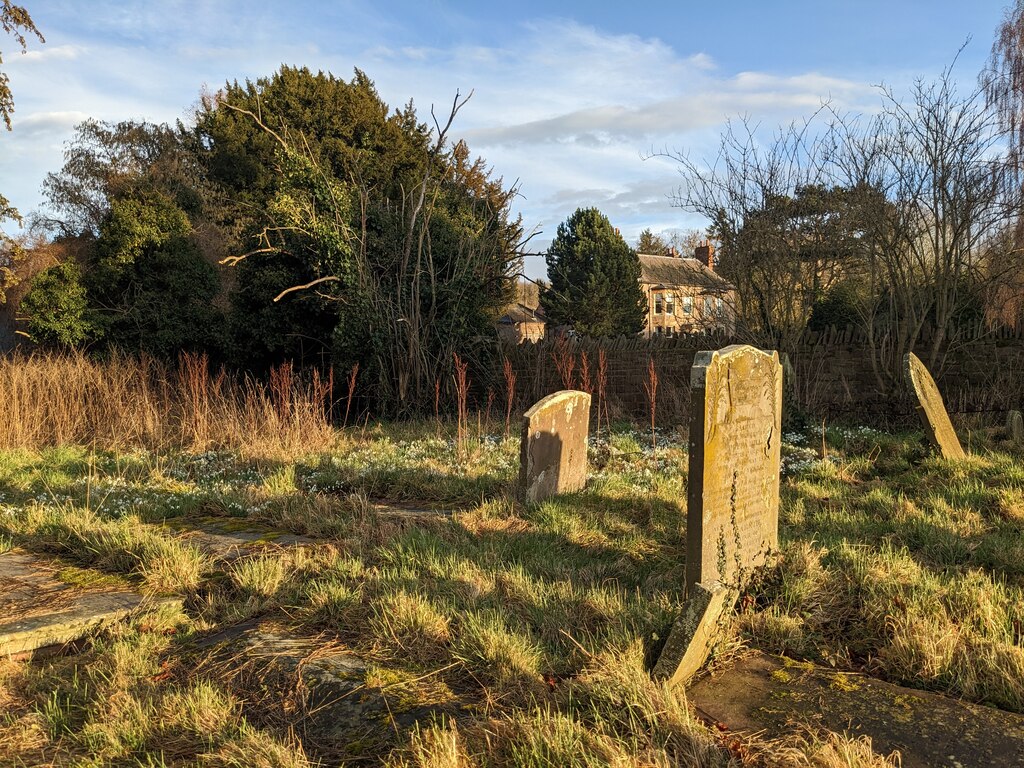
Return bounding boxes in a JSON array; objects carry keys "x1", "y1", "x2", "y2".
[{"x1": 1, "y1": 368, "x2": 1021, "y2": 764}]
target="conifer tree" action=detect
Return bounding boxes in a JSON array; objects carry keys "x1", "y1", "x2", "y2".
[{"x1": 542, "y1": 207, "x2": 646, "y2": 337}]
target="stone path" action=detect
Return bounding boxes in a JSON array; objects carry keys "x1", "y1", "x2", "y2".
[
  {"x1": 0, "y1": 549, "x2": 175, "y2": 658},
  {"x1": 688, "y1": 650, "x2": 1024, "y2": 767}
]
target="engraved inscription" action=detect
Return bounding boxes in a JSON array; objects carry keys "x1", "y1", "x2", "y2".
[{"x1": 686, "y1": 345, "x2": 782, "y2": 594}]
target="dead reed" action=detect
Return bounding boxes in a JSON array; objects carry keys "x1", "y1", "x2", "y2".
[{"x1": 0, "y1": 350, "x2": 336, "y2": 453}]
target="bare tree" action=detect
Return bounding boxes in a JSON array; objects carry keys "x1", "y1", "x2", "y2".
[
  {"x1": 662, "y1": 110, "x2": 853, "y2": 352},
  {"x1": 836, "y1": 69, "x2": 1021, "y2": 388},
  {"x1": 666, "y1": 64, "x2": 1023, "y2": 393}
]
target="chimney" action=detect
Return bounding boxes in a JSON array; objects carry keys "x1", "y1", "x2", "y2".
[{"x1": 695, "y1": 239, "x2": 715, "y2": 271}]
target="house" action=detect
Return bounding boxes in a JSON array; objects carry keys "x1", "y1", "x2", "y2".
[
  {"x1": 497, "y1": 303, "x2": 546, "y2": 343},
  {"x1": 638, "y1": 241, "x2": 736, "y2": 337}
]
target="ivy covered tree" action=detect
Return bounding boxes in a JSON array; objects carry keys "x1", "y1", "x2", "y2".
[
  {"x1": 542, "y1": 207, "x2": 646, "y2": 337},
  {"x1": 195, "y1": 67, "x2": 521, "y2": 412}
]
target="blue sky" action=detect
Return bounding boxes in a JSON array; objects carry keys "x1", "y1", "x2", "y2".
[{"x1": 0, "y1": 1, "x2": 1012, "y2": 276}]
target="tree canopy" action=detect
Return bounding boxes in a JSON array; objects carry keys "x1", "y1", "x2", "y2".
[{"x1": 542, "y1": 207, "x2": 646, "y2": 337}]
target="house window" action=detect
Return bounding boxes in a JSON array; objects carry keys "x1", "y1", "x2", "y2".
[
  {"x1": 655, "y1": 326, "x2": 663, "y2": 336},
  {"x1": 653, "y1": 292, "x2": 664, "y2": 315},
  {"x1": 716, "y1": 297, "x2": 724, "y2": 315},
  {"x1": 665, "y1": 292, "x2": 675, "y2": 316},
  {"x1": 703, "y1": 296, "x2": 712, "y2": 316},
  {"x1": 682, "y1": 295, "x2": 693, "y2": 315}
]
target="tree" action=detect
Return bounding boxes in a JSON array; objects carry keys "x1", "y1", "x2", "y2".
[
  {"x1": 669, "y1": 66, "x2": 1022, "y2": 391},
  {"x1": 542, "y1": 207, "x2": 646, "y2": 337},
  {"x1": 1, "y1": 1, "x2": 43, "y2": 241},
  {"x1": 985, "y1": 1, "x2": 1024, "y2": 171},
  {"x1": 19, "y1": 260, "x2": 97, "y2": 347},
  {"x1": 22, "y1": 119, "x2": 224, "y2": 355},
  {"x1": 636, "y1": 228, "x2": 668, "y2": 255},
  {"x1": 1, "y1": 0, "x2": 42, "y2": 131},
  {"x1": 197, "y1": 68, "x2": 522, "y2": 412}
]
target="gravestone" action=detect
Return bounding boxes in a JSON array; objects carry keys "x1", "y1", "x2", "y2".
[
  {"x1": 518, "y1": 390, "x2": 591, "y2": 504},
  {"x1": 904, "y1": 353, "x2": 965, "y2": 459},
  {"x1": 1007, "y1": 410, "x2": 1024, "y2": 444},
  {"x1": 655, "y1": 345, "x2": 782, "y2": 688},
  {"x1": 685, "y1": 345, "x2": 782, "y2": 593}
]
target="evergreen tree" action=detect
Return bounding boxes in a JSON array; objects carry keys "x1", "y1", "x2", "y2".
[
  {"x1": 542, "y1": 208, "x2": 646, "y2": 337},
  {"x1": 636, "y1": 228, "x2": 668, "y2": 255}
]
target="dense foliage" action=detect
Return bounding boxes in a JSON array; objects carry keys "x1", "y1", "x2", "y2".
[
  {"x1": 542, "y1": 207, "x2": 646, "y2": 337},
  {"x1": 193, "y1": 67, "x2": 521, "y2": 410},
  {"x1": 15, "y1": 67, "x2": 520, "y2": 414}
]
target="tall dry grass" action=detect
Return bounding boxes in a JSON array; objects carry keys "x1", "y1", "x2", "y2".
[{"x1": 0, "y1": 350, "x2": 338, "y2": 453}]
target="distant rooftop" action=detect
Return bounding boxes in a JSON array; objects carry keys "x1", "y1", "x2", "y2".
[
  {"x1": 499, "y1": 303, "x2": 546, "y2": 325},
  {"x1": 637, "y1": 254, "x2": 734, "y2": 293}
]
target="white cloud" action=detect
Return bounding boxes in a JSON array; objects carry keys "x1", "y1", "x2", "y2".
[{"x1": 1, "y1": 9, "x2": 886, "y2": 280}]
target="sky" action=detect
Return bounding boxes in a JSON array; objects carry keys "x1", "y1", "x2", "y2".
[{"x1": 0, "y1": 0, "x2": 1014, "y2": 277}]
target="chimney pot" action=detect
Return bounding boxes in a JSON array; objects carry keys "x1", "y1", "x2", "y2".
[{"x1": 695, "y1": 240, "x2": 715, "y2": 271}]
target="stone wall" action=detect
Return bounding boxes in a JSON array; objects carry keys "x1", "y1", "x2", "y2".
[{"x1": 495, "y1": 323, "x2": 1024, "y2": 426}]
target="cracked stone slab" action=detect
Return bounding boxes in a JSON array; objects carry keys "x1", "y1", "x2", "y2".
[
  {"x1": 160, "y1": 517, "x2": 316, "y2": 561},
  {"x1": 0, "y1": 549, "x2": 174, "y2": 658},
  {"x1": 688, "y1": 650, "x2": 1024, "y2": 768},
  {"x1": 207, "y1": 624, "x2": 467, "y2": 761}
]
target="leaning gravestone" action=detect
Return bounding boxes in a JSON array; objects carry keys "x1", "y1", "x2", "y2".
[
  {"x1": 904, "y1": 353, "x2": 965, "y2": 459},
  {"x1": 518, "y1": 390, "x2": 591, "y2": 504},
  {"x1": 654, "y1": 345, "x2": 782, "y2": 688},
  {"x1": 1007, "y1": 410, "x2": 1024, "y2": 444}
]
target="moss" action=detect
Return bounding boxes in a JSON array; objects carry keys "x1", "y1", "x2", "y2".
[
  {"x1": 829, "y1": 672, "x2": 861, "y2": 692},
  {"x1": 55, "y1": 564, "x2": 134, "y2": 591}
]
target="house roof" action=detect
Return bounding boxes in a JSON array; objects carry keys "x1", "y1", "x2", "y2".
[
  {"x1": 499, "y1": 303, "x2": 546, "y2": 325},
  {"x1": 637, "y1": 254, "x2": 734, "y2": 293}
]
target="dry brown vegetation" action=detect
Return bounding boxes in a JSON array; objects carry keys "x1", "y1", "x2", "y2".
[{"x1": 0, "y1": 351, "x2": 337, "y2": 454}]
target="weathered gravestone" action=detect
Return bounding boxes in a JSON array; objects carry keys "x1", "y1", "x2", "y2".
[
  {"x1": 1007, "y1": 410, "x2": 1024, "y2": 444},
  {"x1": 654, "y1": 345, "x2": 782, "y2": 687},
  {"x1": 518, "y1": 390, "x2": 591, "y2": 504},
  {"x1": 685, "y1": 345, "x2": 782, "y2": 593},
  {"x1": 904, "y1": 352, "x2": 965, "y2": 459}
]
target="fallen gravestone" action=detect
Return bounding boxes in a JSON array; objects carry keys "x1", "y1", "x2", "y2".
[
  {"x1": 518, "y1": 390, "x2": 591, "y2": 504},
  {"x1": 205, "y1": 623, "x2": 461, "y2": 760},
  {"x1": 1, "y1": 549, "x2": 177, "y2": 658},
  {"x1": 654, "y1": 345, "x2": 782, "y2": 687},
  {"x1": 904, "y1": 352, "x2": 965, "y2": 459},
  {"x1": 1007, "y1": 410, "x2": 1024, "y2": 444},
  {"x1": 689, "y1": 650, "x2": 1024, "y2": 768},
  {"x1": 160, "y1": 517, "x2": 314, "y2": 562}
]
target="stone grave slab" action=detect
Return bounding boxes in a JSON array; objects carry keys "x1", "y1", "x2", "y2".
[
  {"x1": 904, "y1": 352, "x2": 965, "y2": 459},
  {"x1": 652, "y1": 580, "x2": 735, "y2": 687},
  {"x1": 0, "y1": 549, "x2": 174, "y2": 657},
  {"x1": 688, "y1": 651, "x2": 1024, "y2": 768},
  {"x1": 206, "y1": 623, "x2": 463, "y2": 760},
  {"x1": 518, "y1": 390, "x2": 591, "y2": 504},
  {"x1": 685, "y1": 345, "x2": 782, "y2": 593},
  {"x1": 1007, "y1": 410, "x2": 1024, "y2": 444},
  {"x1": 160, "y1": 517, "x2": 315, "y2": 561}
]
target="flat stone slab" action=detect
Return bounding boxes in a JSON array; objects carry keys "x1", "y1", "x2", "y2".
[
  {"x1": 369, "y1": 500, "x2": 454, "y2": 520},
  {"x1": 208, "y1": 625, "x2": 464, "y2": 761},
  {"x1": 0, "y1": 549, "x2": 165, "y2": 657},
  {"x1": 688, "y1": 651, "x2": 1024, "y2": 767},
  {"x1": 160, "y1": 517, "x2": 316, "y2": 561}
]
